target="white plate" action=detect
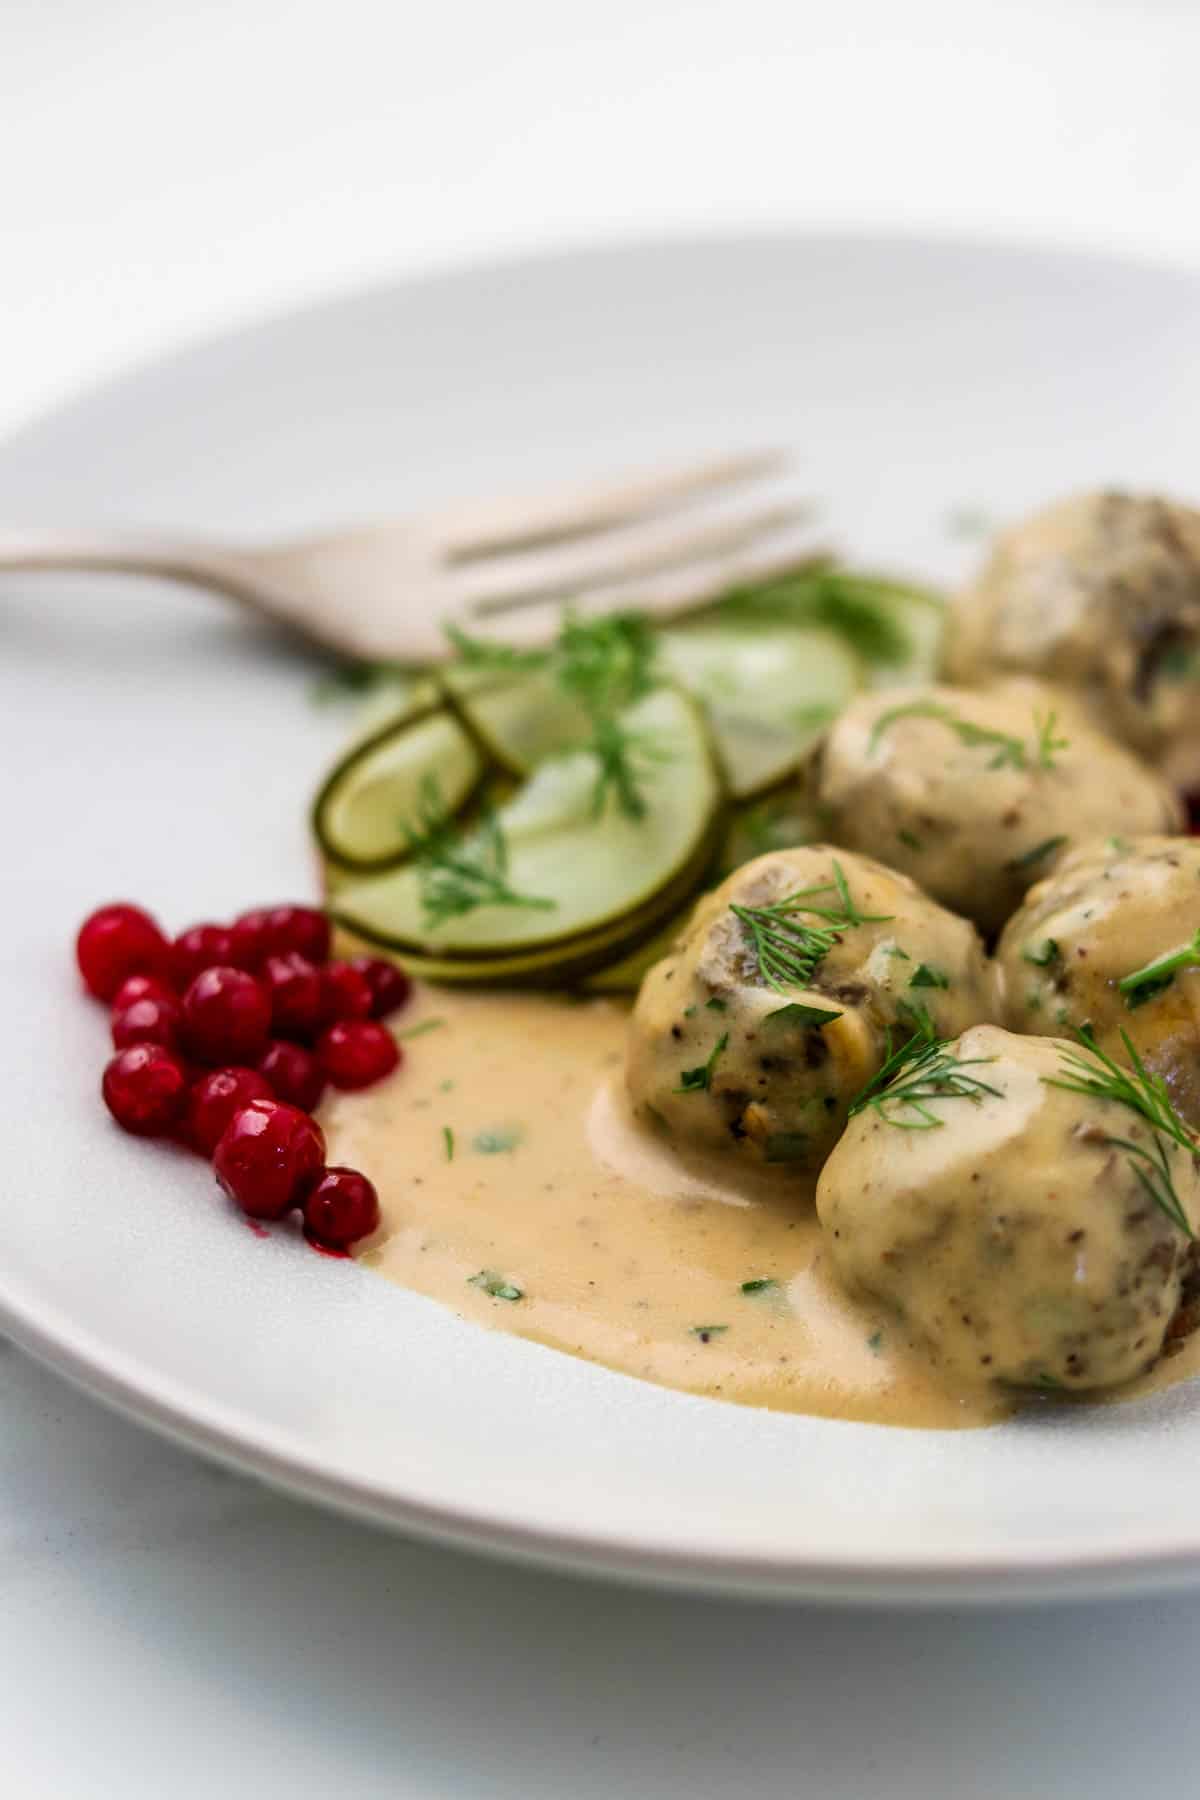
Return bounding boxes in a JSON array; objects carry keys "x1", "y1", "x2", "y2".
[{"x1": 5, "y1": 232, "x2": 1200, "y2": 1605}]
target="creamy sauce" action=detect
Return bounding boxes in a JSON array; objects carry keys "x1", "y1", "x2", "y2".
[{"x1": 320, "y1": 986, "x2": 1200, "y2": 1428}]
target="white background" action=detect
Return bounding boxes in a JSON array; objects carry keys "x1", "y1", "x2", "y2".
[{"x1": 5, "y1": 3, "x2": 1200, "y2": 1795}]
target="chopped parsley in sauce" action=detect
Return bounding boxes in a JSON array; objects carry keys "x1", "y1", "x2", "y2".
[
  {"x1": 468, "y1": 1270, "x2": 525, "y2": 1301},
  {"x1": 473, "y1": 1126, "x2": 524, "y2": 1154},
  {"x1": 675, "y1": 1031, "x2": 729, "y2": 1093}
]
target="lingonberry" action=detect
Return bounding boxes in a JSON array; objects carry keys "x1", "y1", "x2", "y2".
[
  {"x1": 320, "y1": 961, "x2": 373, "y2": 1024},
  {"x1": 231, "y1": 904, "x2": 330, "y2": 970},
  {"x1": 213, "y1": 1098, "x2": 326, "y2": 1219},
  {"x1": 303, "y1": 1167, "x2": 380, "y2": 1249},
  {"x1": 347, "y1": 956, "x2": 412, "y2": 1019},
  {"x1": 258, "y1": 1040, "x2": 326, "y2": 1112},
  {"x1": 182, "y1": 966, "x2": 272, "y2": 1065},
  {"x1": 228, "y1": 907, "x2": 274, "y2": 971},
  {"x1": 111, "y1": 993, "x2": 183, "y2": 1052},
  {"x1": 262, "y1": 952, "x2": 325, "y2": 1039},
  {"x1": 112, "y1": 972, "x2": 177, "y2": 1012},
  {"x1": 171, "y1": 922, "x2": 236, "y2": 987},
  {"x1": 101, "y1": 1043, "x2": 190, "y2": 1136},
  {"x1": 186, "y1": 1066, "x2": 274, "y2": 1156},
  {"x1": 265, "y1": 904, "x2": 331, "y2": 965},
  {"x1": 77, "y1": 903, "x2": 171, "y2": 1002},
  {"x1": 317, "y1": 1020, "x2": 400, "y2": 1090}
]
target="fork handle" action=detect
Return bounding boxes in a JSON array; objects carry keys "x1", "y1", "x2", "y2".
[{"x1": 0, "y1": 528, "x2": 252, "y2": 605}]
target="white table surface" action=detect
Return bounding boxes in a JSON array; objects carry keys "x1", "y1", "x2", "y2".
[{"x1": 6, "y1": 3, "x2": 1200, "y2": 1794}]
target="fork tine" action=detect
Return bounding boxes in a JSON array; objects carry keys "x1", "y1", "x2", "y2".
[
  {"x1": 446, "y1": 530, "x2": 830, "y2": 652},
  {"x1": 457, "y1": 498, "x2": 816, "y2": 616},
  {"x1": 438, "y1": 450, "x2": 789, "y2": 562},
  {"x1": 562, "y1": 528, "x2": 830, "y2": 624}
]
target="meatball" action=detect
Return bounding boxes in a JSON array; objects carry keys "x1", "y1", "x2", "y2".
[
  {"x1": 816, "y1": 1024, "x2": 1200, "y2": 1390},
  {"x1": 996, "y1": 835, "x2": 1200, "y2": 1126},
  {"x1": 943, "y1": 490, "x2": 1200, "y2": 787},
  {"x1": 813, "y1": 679, "x2": 1180, "y2": 935},
  {"x1": 625, "y1": 847, "x2": 991, "y2": 1177}
]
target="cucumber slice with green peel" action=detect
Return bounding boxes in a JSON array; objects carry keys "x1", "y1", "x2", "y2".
[
  {"x1": 657, "y1": 622, "x2": 858, "y2": 800},
  {"x1": 442, "y1": 667, "x2": 592, "y2": 774},
  {"x1": 329, "y1": 686, "x2": 723, "y2": 960},
  {"x1": 860, "y1": 584, "x2": 946, "y2": 689},
  {"x1": 313, "y1": 703, "x2": 484, "y2": 873},
  {"x1": 579, "y1": 908, "x2": 691, "y2": 993},
  {"x1": 327, "y1": 819, "x2": 718, "y2": 988},
  {"x1": 345, "y1": 675, "x2": 441, "y2": 745}
]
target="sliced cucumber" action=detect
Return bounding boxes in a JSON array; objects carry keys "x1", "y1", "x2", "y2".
[
  {"x1": 443, "y1": 666, "x2": 592, "y2": 774},
  {"x1": 657, "y1": 622, "x2": 858, "y2": 800},
  {"x1": 579, "y1": 908, "x2": 692, "y2": 993},
  {"x1": 860, "y1": 584, "x2": 945, "y2": 690},
  {"x1": 313, "y1": 703, "x2": 484, "y2": 873},
  {"x1": 329, "y1": 686, "x2": 723, "y2": 961}
]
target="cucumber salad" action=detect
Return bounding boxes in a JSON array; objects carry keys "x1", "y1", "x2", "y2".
[{"x1": 313, "y1": 563, "x2": 943, "y2": 988}]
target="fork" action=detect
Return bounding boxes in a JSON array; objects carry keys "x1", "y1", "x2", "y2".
[{"x1": 0, "y1": 451, "x2": 822, "y2": 663}]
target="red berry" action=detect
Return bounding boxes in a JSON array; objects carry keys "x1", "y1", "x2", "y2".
[
  {"x1": 182, "y1": 965, "x2": 272, "y2": 1065},
  {"x1": 213, "y1": 1098, "x2": 326, "y2": 1219},
  {"x1": 348, "y1": 955, "x2": 412, "y2": 1019},
  {"x1": 112, "y1": 972, "x2": 177, "y2": 1011},
  {"x1": 303, "y1": 1166, "x2": 380, "y2": 1249},
  {"x1": 76, "y1": 903, "x2": 171, "y2": 1001},
  {"x1": 112, "y1": 993, "x2": 183, "y2": 1051},
  {"x1": 268, "y1": 905, "x2": 331, "y2": 964},
  {"x1": 171, "y1": 922, "x2": 235, "y2": 987},
  {"x1": 186, "y1": 1066, "x2": 274, "y2": 1156},
  {"x1": 101, "y1": 1043, "x2": 189, "y2": 1136},
  {"x1": 321, "y1": 961, "x2": 373, "y2": 1024},
  {"x1": 258, "y1": 1040, "x2": 326, "y2": 1112},
  {"x1": 231, "y1": 904, "x2": 330, "y2": 970},
  {"x1": 318, "y1": 1019, "x2": 400, "y2": 1090},
  {"x1": 228, "y1": 907, "x2": 274, "y2": 971},
  {"x1": 262, "y1": 952, "x2": 325, "y2": 1039}
]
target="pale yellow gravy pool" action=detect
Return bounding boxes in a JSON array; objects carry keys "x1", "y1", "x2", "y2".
[{"x1": 322, "y1": 988, "x2": 1200, "y2": 1429}]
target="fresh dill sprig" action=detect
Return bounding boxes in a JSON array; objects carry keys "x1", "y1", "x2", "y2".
[
  {"x1": 868, "y1": 700, "x2": 1026, "y2": 768},
  {"x1": 846, "y1": 1016, "x2": 937, "y2": 1118},
  {"x1": 442, "y1": 626, "x2": 547, "y2": 673},
  {"x1": 720, "y1": 566, "x2": 932, "y2": 666},
  {"x1": 406, "y1": 776, "x2": 555, "y2": 928},
  {"x1": 558, "y1": 612, "x2": 660, "y2": 818},
  {"x1": 869, "y1": 699, "x2": 1070, "y2": 773},
  {"x1": 556, "y1": 609, "x2": 657, "y2": 713},
  {"x1": 731, "y1": 905, "x2": 841, "y2": 993},
  {"x1": 394, "y1": 1017, "x2": 446, "y2": 1041},
  {"x1": 731, "y1": 860, "x2": 892, "y2": 995},
  {"x1": 586, "y1": 716, "x2": 670, "y2": 820},
  {"x1": 1034, "y1": 708, "x2": 1070, "y2": 769},
  {"x1": 855, "y1": 1041, "x2": 1002, "y2": 1130},
  {"x1": 310, "y1": 657, "x2": 408, "y2": 704},
  {"x1": 1042, "y1": 1029, "x2": 1198, "y2": 1237},
  {"x1": 445, "y1": 611, "x2": 661, "y2": 820},
  {"x1": 847, "y1": 1011, "x2": 1001, "y2": 1130},
  {"x1": 1117, "y1": 927, "x2": 1200, "y2": 1010}
]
